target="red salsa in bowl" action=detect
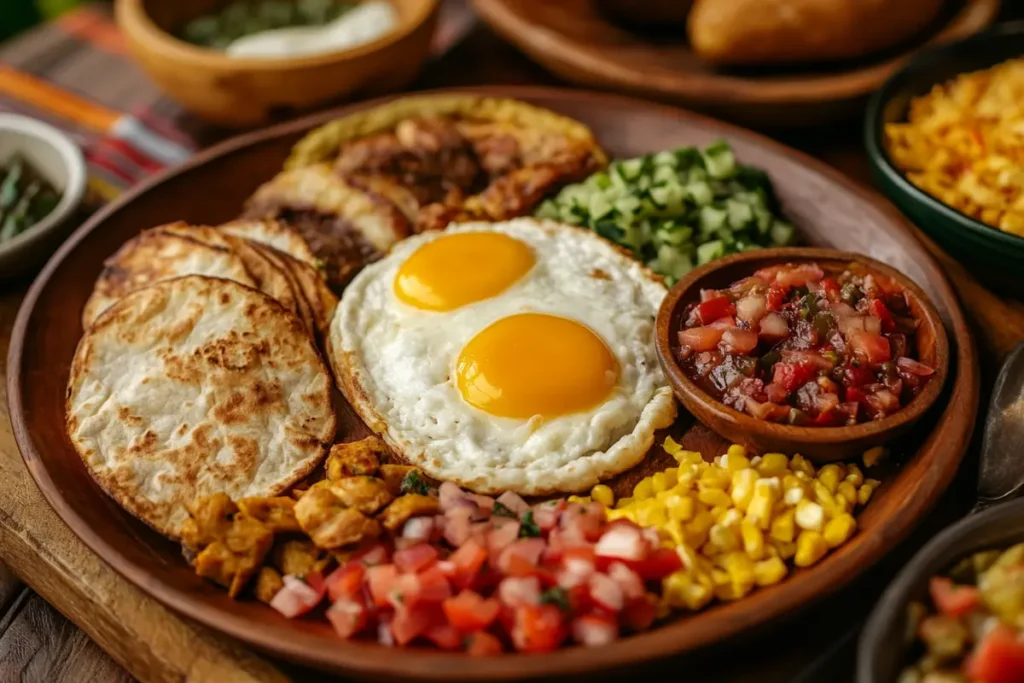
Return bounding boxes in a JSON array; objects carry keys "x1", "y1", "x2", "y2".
[{"x1": 675, "y1": 261, "x2": 935, "y2": 426}]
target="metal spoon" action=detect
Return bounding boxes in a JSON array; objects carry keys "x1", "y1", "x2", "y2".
[{"x1": 789, "y1": 340, "x2": 1024, "y2": 683}]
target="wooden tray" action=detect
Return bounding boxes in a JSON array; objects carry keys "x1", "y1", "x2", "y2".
[
  {"x1": 471, "y1": 0, "x2": 1000, "y2": 127},
  {"x1": 7, "y1": 87, "x2": 978, "y2": 680}
]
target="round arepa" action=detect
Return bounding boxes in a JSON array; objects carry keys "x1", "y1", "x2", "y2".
[{"x1": 66, "y1": 275, "x2": 337, "y2": 539}]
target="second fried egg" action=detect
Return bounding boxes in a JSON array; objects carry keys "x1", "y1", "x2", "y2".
[{"x1": 328, "y1": 218, "x2": 676, "y2": 495}]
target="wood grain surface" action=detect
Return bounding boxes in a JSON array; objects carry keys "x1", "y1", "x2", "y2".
[{"x1": 0, "y1": 4, "x2": 1022, "y2": 683}]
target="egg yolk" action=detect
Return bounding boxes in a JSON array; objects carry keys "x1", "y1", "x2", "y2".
[
  {"x1": 394, "y1": 232, "x2": 535, "y2": 311},
  {"x1": 456, "y1": 313, "x2": 619, "y2": 419}
]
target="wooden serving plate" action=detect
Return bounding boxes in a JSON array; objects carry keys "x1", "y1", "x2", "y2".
[
  {"x1": 7, "y1": 87, "x2": 978, "y2": 680},
  {"x1": 471, "y1": 0, "x2": 1000, "y2": 127}
]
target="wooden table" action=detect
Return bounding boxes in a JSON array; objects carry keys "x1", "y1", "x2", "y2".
[{"x1": 3, "y1": 8, "x2": 1024, "y2": 683}]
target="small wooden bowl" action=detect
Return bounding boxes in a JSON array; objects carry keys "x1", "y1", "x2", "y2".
[
  {"x1": 115, "y1": 0, "x2": 440, "y2": 128},
  {"x1": 655, "y1": 248, "x2": 950, "y2": 462}
]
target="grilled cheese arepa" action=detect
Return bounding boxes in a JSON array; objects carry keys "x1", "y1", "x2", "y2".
[{"x1": 67, "y1": 275, "x2": 337, "y2": 539}]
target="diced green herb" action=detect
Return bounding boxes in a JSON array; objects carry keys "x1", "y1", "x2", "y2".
[
  {"x1": 492, "y1": 501, "x2": 518, "y2": 519},
  {"x1": 519, "y1": 510, "x2": 541, "y2": 538},
  {"x1": 399, "y1": 470, "x2": 430, "y2": 496},
  {"x1": 539, "y1": 586, "x2": 570, "y2": 612}
]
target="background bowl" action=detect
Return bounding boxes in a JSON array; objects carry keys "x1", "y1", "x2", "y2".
[
  {"x1": 115, "y1": 0, "x2": 439, "y2": 128},
  {"x1": 858, "y1": 497, "x2": 1024, "y2": 683},
  {"x1": 865, "y1": 21, "x2": 1024, "y2": 296},
  {"x1": 0, "y1": 114, "x2": 86, "y2": 280},
  {"x1": 655, "y1": 248, "x2": 950, "y2": 462}
]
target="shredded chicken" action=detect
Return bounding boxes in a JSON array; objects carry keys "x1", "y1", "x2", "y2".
[
  {"x1": 326, "y1": 437, "x2": 386, "y2": 481},
  {"x1": 236, "y1": 496, "x2": 301, "y2": 534},
  {"x1": 379, "y1": 494, "x2": 440, "y2": 531},
  {"x1": 193, "y1": 514, "x2": 273, "y2": 597},
  {"x1": 294, "y1": 487, "x2": 381, "y2": 548}
]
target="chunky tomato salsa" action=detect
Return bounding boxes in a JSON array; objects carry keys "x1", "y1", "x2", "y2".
[{"x1": 676, "y1": 261, "x2": 934, "y2": 426}]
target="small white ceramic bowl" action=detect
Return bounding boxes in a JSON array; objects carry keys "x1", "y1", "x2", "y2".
[{"x1": 0, "y1": 114, "x2": 86, "y2": 279}]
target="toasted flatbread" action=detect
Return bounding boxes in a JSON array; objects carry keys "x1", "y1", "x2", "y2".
[
  {"x1": 219, "y1": 218, "x2": 318, "y2": 267},
  {"x1": 82, "y1": 222, "x2": 256, "y2": 329},
  {"x1": 277, "y1": 250, "x2": 338, "y2": 336},
  {"x1": 227, "y1": 236, "x2": 301, "y2": 322},
  {"x1": 66, "y1": 275, "x2": 336, "y2": 539},
  {"x1": 252, "y1": 242, "x2": 317, "y2": 335}
]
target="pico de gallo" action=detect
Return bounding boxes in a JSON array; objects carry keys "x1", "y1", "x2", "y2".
[
  {"x1": 270, "y1": 481, "x2": 680, "y2": 653},
  {"x1": 676, "y1": 261, "x2": 935, "y2": 426},
  {"x1": 900, "y1": 544, "x2": 1024, "y2": 683}
]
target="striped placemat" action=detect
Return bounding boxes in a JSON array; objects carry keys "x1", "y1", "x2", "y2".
[{"x1": 0, "y1": 0, "x2": 475, "y2": 205}]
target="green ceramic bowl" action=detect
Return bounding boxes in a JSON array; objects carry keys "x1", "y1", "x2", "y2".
[{"x1": 865, "y1": 21, "x2": 1024, "y2": 296}]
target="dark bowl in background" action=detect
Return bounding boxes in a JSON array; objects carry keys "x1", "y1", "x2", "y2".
[
  {"x1": 858, "y1": 497, "x2": 1024, "y2": 683},
  {"x1": 865, "y1": 21, "x2": 1024, "y2": 296}
]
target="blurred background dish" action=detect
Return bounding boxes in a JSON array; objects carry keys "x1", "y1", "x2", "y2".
[
  {"x1": 866, "y1": 21, "x2": 1024, "y2": 297},
  {"x1": 0, "y1": 113, "x2": 86, "y2": 279},
  {"x1": 471, "y1": 0, "x2": 1000, "y2": 127},
  {"x1": 115, "y1": 0, "x2": 440, "y2": 128}
]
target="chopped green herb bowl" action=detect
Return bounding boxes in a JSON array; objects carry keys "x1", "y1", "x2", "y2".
[
  {"x1": 864, "y1": 22, "x2": 1024, "y2": 296},
  {"x1": 0, "y1": 114, "x2": 86, "y2": 280}
]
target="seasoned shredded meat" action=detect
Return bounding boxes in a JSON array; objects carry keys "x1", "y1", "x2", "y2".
[
  {"x1": 378, "y1": 464, "x2": 418, "y2": 497},
  {"x1": 294, "y1": 487, "x2": 381, "y2": 548},
  {"x1": 193, "y1": 514, "x2": 273, "y2": 597},
  {"x1": 379, "y1": 494, "x2": 440, "y2": 531},
  {"x1": 329, "y1": 476, "x2": 394, "y2": 515},
  {"x1": 270, "y1": 538, "x2": 329, "y2": 577},
  {"x1": 326, "y1": 437, "x2": 385, "y2": 481},
  {"x1": 254, "y1": 566, "x2": 284, "y2": 605},
  {"x1": 236, "y1": 496, "x2": 300, "y2": 534},
  {"x1": 180, "y1": 493, "x2": 237, "y2": 550}
]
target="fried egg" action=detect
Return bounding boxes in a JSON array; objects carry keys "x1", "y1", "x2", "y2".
[{"x1": 328, "y1": 218, "x2": 677, "y2": 495}]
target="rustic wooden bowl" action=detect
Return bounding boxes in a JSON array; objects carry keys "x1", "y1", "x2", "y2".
[
  {"x1": 858, "y1": 498, "x2": 1024, "y2": 683},
  {"x1": 656, "y1": 248, "x2": 950, "y2": 463},
  {"x1": 115, "y1": 0, "x2": 440, "y2": 128},
  {"x1": 471, "y1": 0, "x2": 1000, "y2": 127},
  {"x1": 8, "y1": 87, "x2": 978, "y2": 680}
]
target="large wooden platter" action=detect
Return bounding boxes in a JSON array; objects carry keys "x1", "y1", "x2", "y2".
[
  {"x1": 7, "y1": 87, "x2": 978, "y2": 680},
  {"x1": 471, "y1": 0, "x2": 1000, "y2": 126}
]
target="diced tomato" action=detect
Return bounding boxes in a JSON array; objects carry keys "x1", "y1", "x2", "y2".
[
  {"x1": 897, "y1": 356, "x2": 935, "y2": 376},
  {"x1": 443, "y1": 590, "x2": 501, "y2": 631},
  {"x1": 571, "y1": 613, "x2": 618, "y2": 647},
  {"x1": 842, "y1": 362, "x2": 875, "y2": 387},
  {"x1": 594, "y1": 524, "x2": 646, "y2": 562},
  {"x1": 560, "y1": 502, "x2": 605, "y2": 542},
  {"x1": 607, "y1": 562, "x2": 645, "y2": 600},
  {"x1": 391, "y1": 603, "x2": 441, "y2": 646},
  {"x1": 512, "y1": 604, "x2": 567, "y2": 653},
  {"x1": 414, "y1": 565, "x2": 453, "y2": 604},
  {"x1": 498, "y1": 576, "x2": 542, "y2": 607},
  {"x1": 781, "y1": 349, "x2": 835, "y2": 371},
  {"x1": 443, "y1": 508, "x2": 474, "y2": 547},
  {"x1": 425, "y1": 622, "x2": 463, "y2": 650},
  {"x1": 765, "y1": 285, "x2": 787, "y2": 311},
  {"x1": 812, "y1": 409, "x2": 841, "y2": 426},
  {"x1": 438, "y1": 481, "x2": 467, "y2": 511},
  {"x1": 621, "y1": 595, "x2": 658, "y2": 632},
  {"x1": 367, "y1": 564, "x2": 401, "y2": 609},
  {"x1": 588, "y1": 572, "x2": 624, "y2": 612},
  {"x1": 326, "y1": 597, "x2": 368, "y2": 639},
  {"x1": 820, "y1": 277, "x2": 840, "y2": 301},
  {"x1": 773, "y1": 362, "x2": 817, "y2": 393},
  {"x1": 722, "y1": 327, "x2": 759, "y2": 354},
  {"x1": 773, "y1": 263, "x2": 824, "y2": 289},
  {"x1": 465, "y1": 631, "x2": 504, "y2": 656},
  {"x1": 269, "y1": 575, "x2": 325, "y2": 619},
  {"x1": 928, "y1": 577, "x2": 980, "y2": 618},
  {"x1": 495, "y1": 490, "x2": 530, "y2": 516},
  {"x1": 393, "y1": 544, "x2": 439, "y2": 574},
  {"x1": 735, "y1": 294, "x2": 767, "y2": 324},
  {"x1": 354, "y1": 543, "x2": 391, "y2": 567},
  {"x1": 868, "y1": 298, "x2": 895, "y2": 332},
  {"x1": 678, "y1": 326, "x2": 724, "y2": 352},
  {"x1": 966, "y1": 624, "x2": 1024, "y2": 683},
  {"x1": 487, "y1": 519, "x2": 521, "y2": 556},
  {"x1": 531, "y1": 500, "x2": 564, "y2": 532},
  {"x1": 325, "y1": 562, "x2": 365, "y2": 602},
  {"x1": 848, "y1": 330, "x2": 891, "y2": 363},
  {"x1": 758, "y1": 312, "x2": 790, "y2": 341},
  {"x1": 696, "y1": 297, "x2": 736, "y2": 325},
  {"x1": 618, "y1": 547, "x2": 684, "y2": 580},
  {"x1": 499, "y1": 538, "x2": 546, "y2": 576},
  {"x1": 447, "y1": 540, "x2": 488, "y2": 589}
]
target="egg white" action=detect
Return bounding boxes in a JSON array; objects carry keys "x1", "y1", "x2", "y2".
[{"x1": 328, "y1": 218, "x2": 677, "y2": 495}]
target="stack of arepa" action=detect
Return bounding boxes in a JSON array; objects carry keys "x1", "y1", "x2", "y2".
[{"x1": 66, "y1": 219, "x2": 337, "y2": 538}]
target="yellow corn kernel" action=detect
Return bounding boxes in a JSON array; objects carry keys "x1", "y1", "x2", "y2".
[
  {"x1": 591, "y1": 484, "x2": 614, "y2": 507},
  {"x1": 636, "y1": 504, "x2": 667, "y2": 527},
  {"x1": 605, "y1": 508, "x2": 627, "y2": 522},
  {"x1": 685, "y1": 510, "x2": 714, "y2": 548},
  {"x1": 717, "y1": 552, "x2": 755, "y2": 588},
  {"x1": 722, "y1": 445, "x2": 751, "y2": 472},
  {"x1": 719, "y1": 508, "x2": 743, "y2": 528},
  {"x1": 782, "y1": 473, "x2": 803, "y2": 489},
  {"x1": 795, "y1": 531, "x2": 828, "y2": 568},
  {"x1": 757, "y1": 453, "x2": 790, "y2": 478},
  {"x1": 699, "y1": 467, "x2": 731, "y2": 490},
  {"x1": 674, "y1": 471, "x2": 696, "y2": 492},
  {"x1": 656, "y1": 597, "x2": 672, "y2": 620},
  {"x1": 745, "y1": 478, "x2": 780, "y2": 530},
  {"x1": 707, "y1": 524, "x2": 740, "y2": 554},
  {"x1": 714, "y1": 582, "x2": 754, "y2": 601},
  {"x1": 633, "y1": 478, "x2": 654, "y2": 500},
  {"x1": 858, "y1": 482, "x2": 876, "y2": 506},
  {"x1": 567, "y1": 495, "x2": 591, "y2": 504},
  {"x1": 833, "y1": 493, "x2": 855, "y2": 516},
  {"x1": 863, "y1": 447, "x2": 885, "y2": 468},
  {"x1": 698, "y1": 488, "x2": 732, "y2": 509},
  {"x1": 662, "y1": 522, "x2": 686, "y2": 547},
  {"x1": 675, "y1": 543, "x2": 699, "y2": 571},
  {"x1": 663, "y1": 570, "x2": 712, "y2": 610},
  {"x1": 783, "y1": 482, "x2": 809, "y2": 507},
  {"x1": 790, "y1": 454, "x2": 815, "y2": 477},
  {"x1": 813, "y1": 481, "x2": 837, "y2": 508},
  {"x1": 730, "y1": 468, "x2": 759, "y2": 511},
  {"x1": 865, "y1": 478, "x2": 881, "y2": 488},
  {"x1": 709, "y1": 506, "x2": 727, "y2": 523},
  {"x1": 837, "y1": 481, "x2": 858, "y2": 505},
  {"x1": 662, "y1": 468, "x2": 679, "y2": 489},
  {"x1": 844, "y1": 464, "x2": 865, "y2": 487},
  {"x1": 823, "y1": 514, "x2": 857, "y2": 548},
  {"x1": 663, "y1": 436, "x2": 683, "y2": 458},
  {"x1": 678, "y1": 450, "x2": 705, "y2": 466},
  {"x1": 754, "y1": 556, "x2": 788, "y2": 586},
  {"x1": 710, "y1": 568, "x2": 732, "y2": 587},
  {"x1": 667, "y1": 495, "x2": 696, "y2": 522},
  {"x1": 740, "y1": 522, "x2": 765, "y2": 560},
  {"x1": 615, "y1": 496, "x2": 634, "y2": 509},
  {"x1": 772, "y1": 539, "x2": 797, "y2": 560},
  {"x1": 770, "y1": 508, "x2": 796, "y2": 543},
  {"x1": 817, "y1": 464, "x2": 843, "y2": 494},
  {"x1": 652, "y1": 472, "x2": 671, "y2": 494},
  {"x1": 795, "y1": 499, "x2": 825, "y2": 532}
]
